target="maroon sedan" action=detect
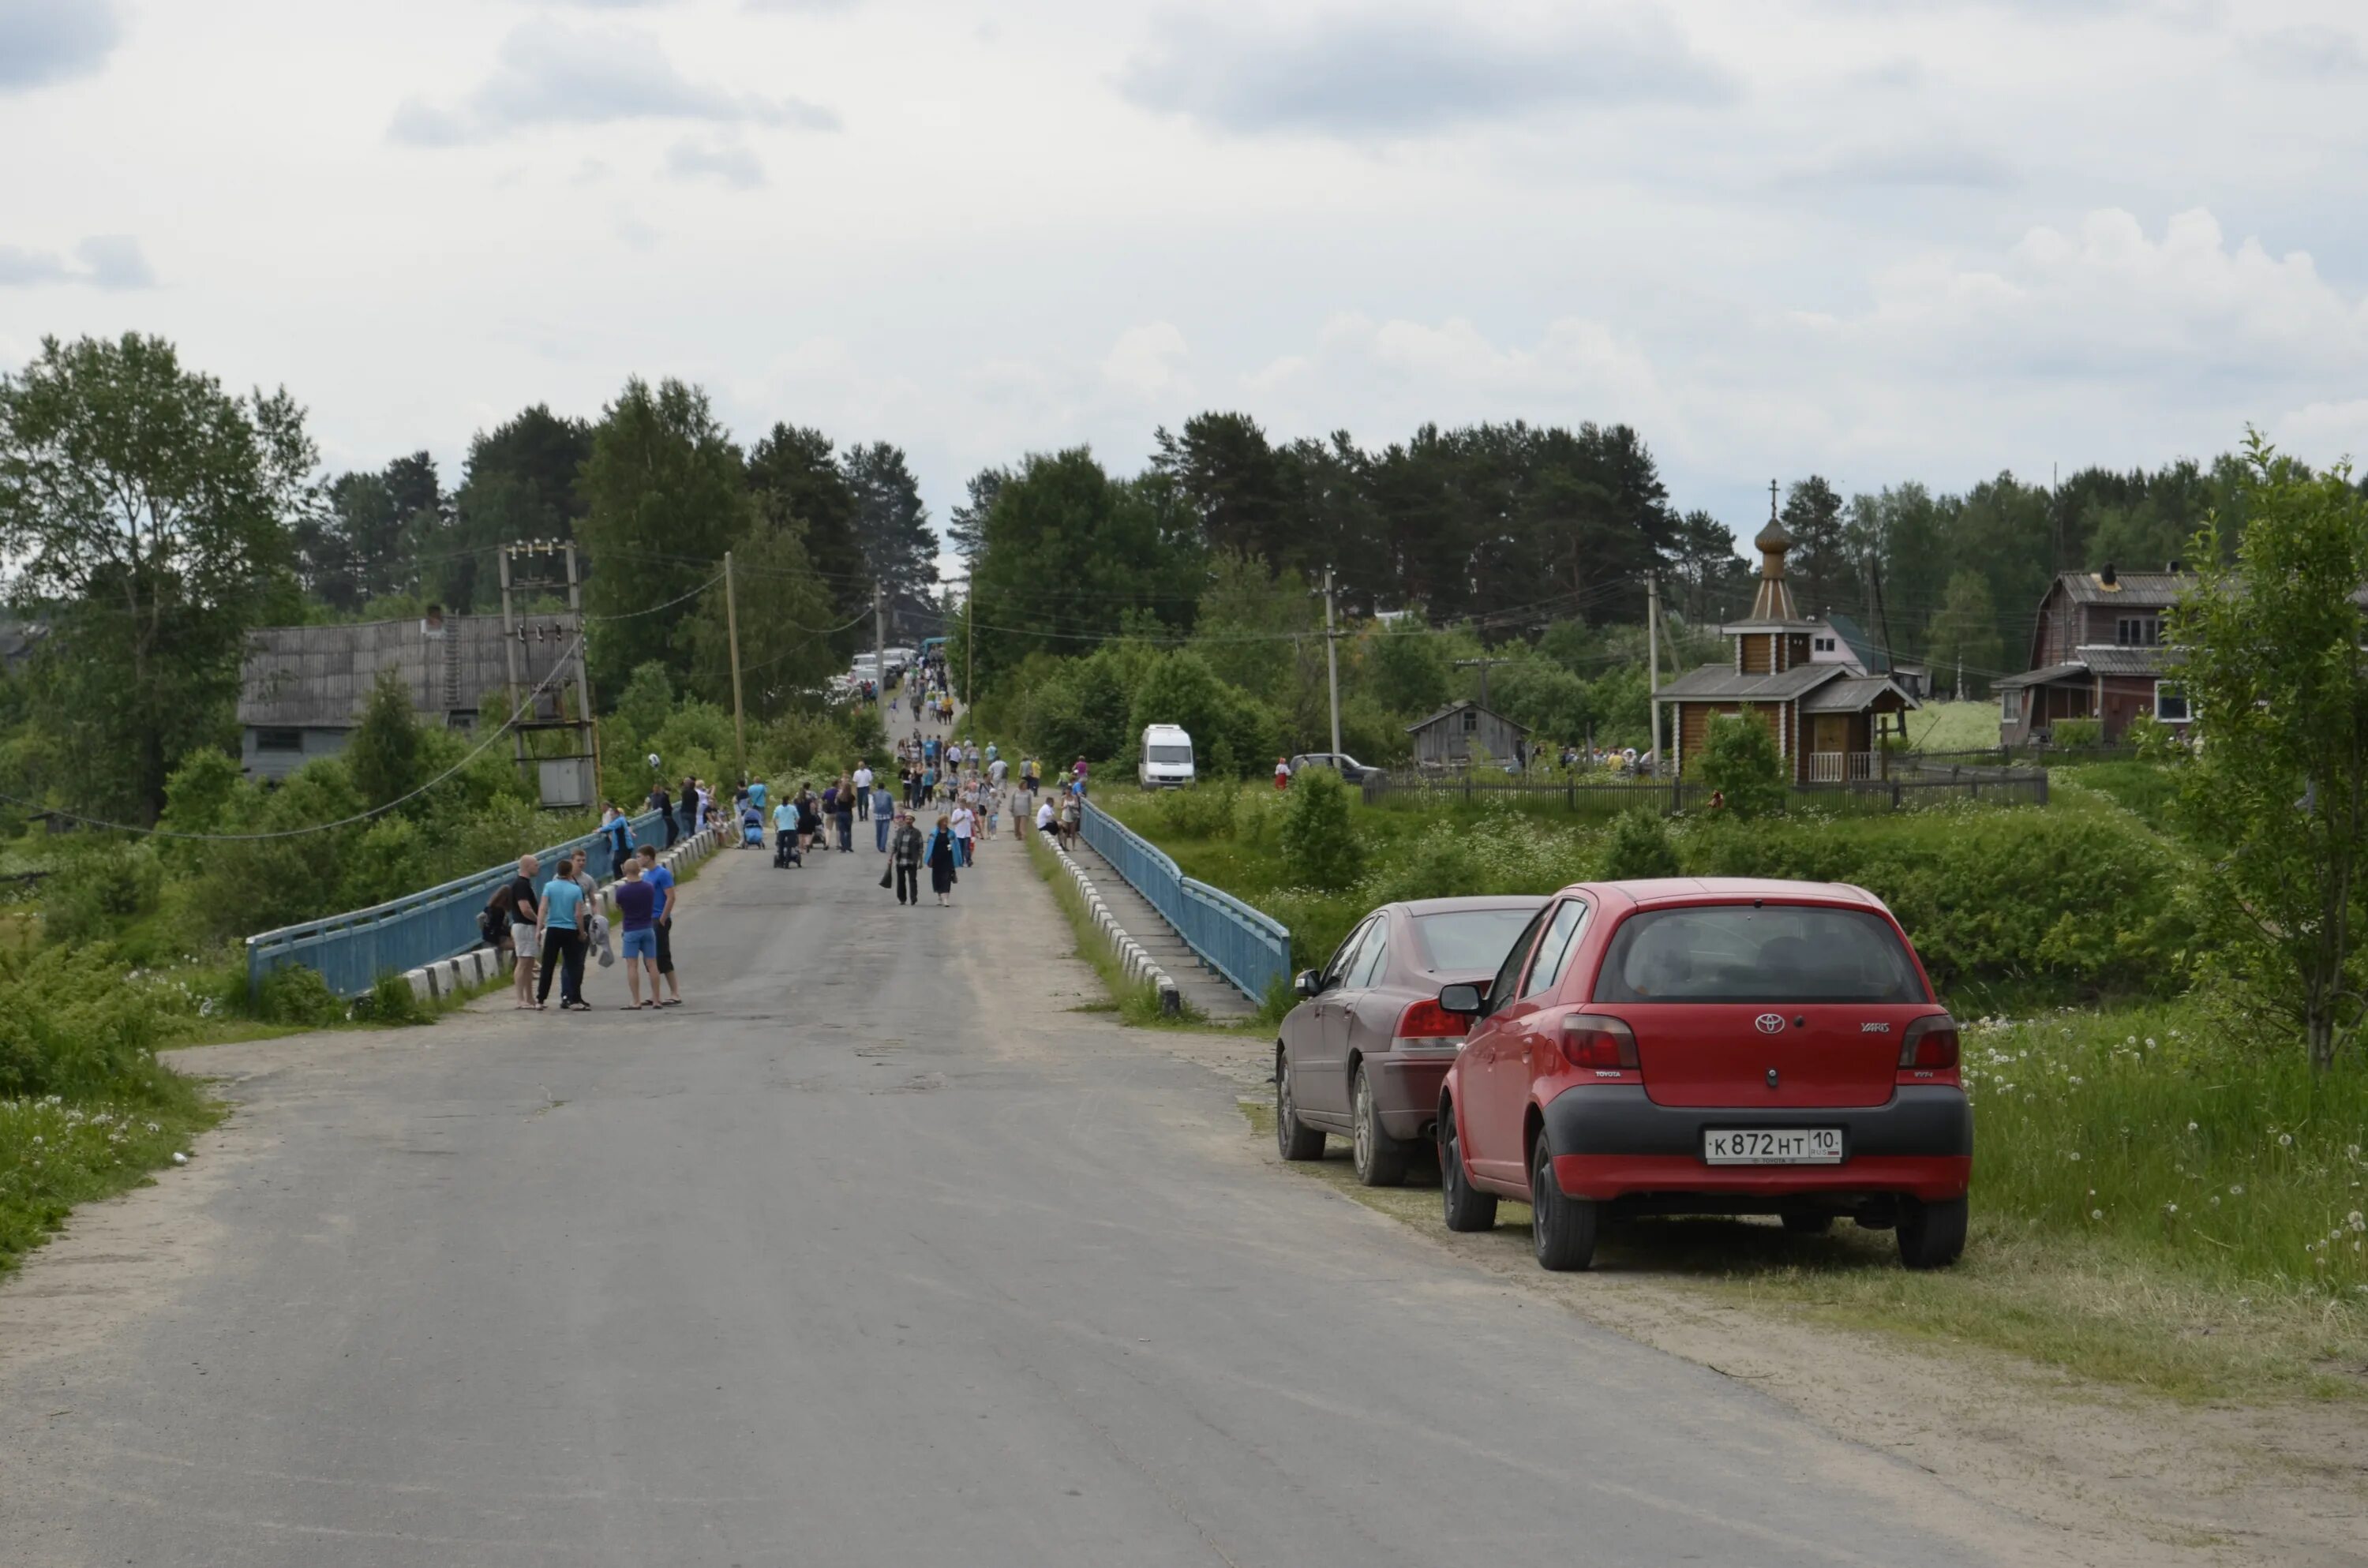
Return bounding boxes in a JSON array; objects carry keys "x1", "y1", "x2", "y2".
[{"x1": 1275, "y1": 896, "x2": 1547, "y2": 1185}]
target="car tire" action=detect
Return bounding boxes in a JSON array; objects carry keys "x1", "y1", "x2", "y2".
[
  {"x1": 1439, "y1": 1107, "x2": 1497, "y2": 1233},
  {"x1": 1276, "y1": 1047, "x2": 1325, "y2": 1162},
  {"x1": 1781, "y1": 1211, "x2": 1834, "y2": 1236},
  {"x1": 1351, "y1": 1065, "x2": 1408, "y2": 1188},
  {"x1": 1529, "y1": 1136, "x2": 1598, "y2": 1271},
  {"x1": 1897, "y1": 1196, "x2": 1969, "y2": 1270}
]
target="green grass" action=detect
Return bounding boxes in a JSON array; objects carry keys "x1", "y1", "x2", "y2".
[
  {"x1": 0, "y1": 1072, "x2": 222, "y2": 1278},
  {"x1": 2053, "y1": 761, "x2": 2186, "y2": 835},
  {"x1": 1901, "y1": 698, "x2": 2003, "y2": 753},
  {"x1": 1024, "y1": 831, "x2": 1209, "y2": 1028},
  {"x1": 1239, "y1": 1072, "x2": 2368, "y2": 1401}
]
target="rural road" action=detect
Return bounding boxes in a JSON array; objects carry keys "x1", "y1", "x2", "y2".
[{"x1": 0, "y1": 828, "x2": 2036, "y2": 1566}]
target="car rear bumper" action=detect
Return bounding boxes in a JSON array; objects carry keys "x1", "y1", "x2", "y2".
[
  {"x1": 1369, "y1": 1054, "x2": 1455, "y2": 1140},
  {"x1": 1544, "y1": 1084, "x2": 1972, "y2": 1203}
]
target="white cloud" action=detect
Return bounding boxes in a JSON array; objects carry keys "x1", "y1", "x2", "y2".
[
  {"x1": 1102, "y1": 323, "x2": 1192, "y2": 399},
  {"x1": 0, "y1": 234, "x2": 154, "y2": 290},
  {"x1": 2241, "y1": 24, "x2": 2368, "y2": 78},
  {"x1": 388, "y1": 17, "x2": 837, "y2": 146},
  {"x1": 665, "y1": 136, "x2": 766, "y2": 188}
]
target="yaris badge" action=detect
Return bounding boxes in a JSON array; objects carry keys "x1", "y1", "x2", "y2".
[{"x1": 1754, "y1": 1013, "x2": 1785, "y2": 1035}]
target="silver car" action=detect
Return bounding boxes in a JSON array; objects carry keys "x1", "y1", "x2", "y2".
[{"x1": 1274, "y1": 896, "x2": 1549, "y2": 1185}]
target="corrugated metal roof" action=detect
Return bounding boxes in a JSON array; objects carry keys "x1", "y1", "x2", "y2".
[
  {"x1": 2055, "y1": 571, "x2": 2197, "y2": 606},
  {"x1": 237, "y1": 613, "x2": 579, "y2": 728},
  {"x1": 1798, "y1": 675, "x2": 1919, "y2": 714},
  {"x1": 2073, "y1": 645, "x2": 2185, "y2": 677},
  {"x1": 1405, "y1": 699, "x2": 1531, "y2": 735},
  {"x1": 1653, "y1": 664, "x2": 1841, "y2": 703},
  {"x1": 1995, "y1": 661, "x2": 2088, "y2": 690}
]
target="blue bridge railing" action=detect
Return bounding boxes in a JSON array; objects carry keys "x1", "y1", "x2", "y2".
[
  {"x1": 1079, "y1": 801, "x2": 1291, "y2": 1004},
  {"x1": 245, "y1": 809, "x2": 669, "y2": 1001}
]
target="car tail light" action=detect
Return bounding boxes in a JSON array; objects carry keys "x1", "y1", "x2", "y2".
[
  {"x1": 1394, "y1": 997, "x2": 1469, "y2": 1046},
  {"x1": 1900, "y1": 1015, "x2": 1960, "y2": 1070},
  {"x1": 1562, "y1": 1015, "x2": 1639, "y2": 1070}
]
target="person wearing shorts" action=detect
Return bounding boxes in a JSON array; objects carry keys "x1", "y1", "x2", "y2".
[
  {"x1": 635, "y1": 845, "x2": 684, "y2": 1006},
  {"x1": 613, "y1": 859, "x2": 661, "y2": 1009}
]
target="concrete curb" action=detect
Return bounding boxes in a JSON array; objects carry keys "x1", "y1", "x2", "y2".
[{"x1": 1044, "y1": 837, "x2": 1181, "y2": 1016}]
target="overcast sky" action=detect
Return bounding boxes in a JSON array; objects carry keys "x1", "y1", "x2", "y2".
[{"x1": 4, "y1": 0, "x2": 2366, "y2": 557}]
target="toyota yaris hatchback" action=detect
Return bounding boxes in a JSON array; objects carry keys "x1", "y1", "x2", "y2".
[{"x1": 1433, "y1": 878, "x2": 1971, "y2": 1272}]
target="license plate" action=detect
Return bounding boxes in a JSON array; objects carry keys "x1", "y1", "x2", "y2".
[{"x1": 1703, "y1": 1128, "x2": 1844, "y2": 1165}]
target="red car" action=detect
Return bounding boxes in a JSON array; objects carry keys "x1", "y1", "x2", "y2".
[{"x1": 1434, "y1": 878, "x2": 1970, "y2": 1271}]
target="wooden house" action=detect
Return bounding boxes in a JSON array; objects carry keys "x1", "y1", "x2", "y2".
[
  {"x1": 1407, "y1": 701, "x2": 1531, "y2": 770},
  {"x1": 1654, "y1": 500, "x2": 1920, "y2": 783},
  {"x1": 236, "y1": 608, "x2": 579, "y2": 781},
  {"x1": 1995, "y1": 566, "x2": 2197, "y2": 745}
]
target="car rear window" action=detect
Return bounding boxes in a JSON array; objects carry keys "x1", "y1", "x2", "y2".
[
  {"x1": 1413, "y1": 908, "x2": 1542, "y2": 972},
  {"x1": 1593, "y1": 904, "x2": 1924, "y2": 1004}
]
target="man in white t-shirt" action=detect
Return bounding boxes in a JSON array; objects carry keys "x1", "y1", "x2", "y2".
[
  {"x1": 949, "y1": 802, "x2": 975, "y2": 867},
  {"x1": 852, "y1": 764, "x2": 875, "y2": 821},
  {"x1": 1035, "y1": 797, "x2": 1056, "y2": 840},
  {"x1": 988, "y1": 755, "x2": 1007, "y2": 789}
]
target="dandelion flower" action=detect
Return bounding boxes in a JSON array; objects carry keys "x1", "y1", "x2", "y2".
[
  {"x1": 2279, "y1": 1133, "x2": 2294, "y2": 1148},
  {"x1": 2068, "y1": 1151, "x2": 2081, "y2": 1162},
  {"x1": 2230, "y1": 1184, "x2": 2245, "y2": 1196},
  {"x1": 2186, "y1": 1121, "x2": 2198, "y2": 1132},
  {"x1": 2091, "y1": 1210, "x2": 2104, "y2": 1221},
  {"x1": 2165, "y1": 1203, "x2": 2179, "y2": 1215}
]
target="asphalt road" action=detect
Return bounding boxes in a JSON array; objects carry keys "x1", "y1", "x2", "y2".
[{"x1": 0, "y1": 828, "x2": 2018, "y2": 1567}]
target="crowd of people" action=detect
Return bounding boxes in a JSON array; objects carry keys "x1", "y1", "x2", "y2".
[{"x1": 478, "y1": 680, "x2": 1123, "y2": 1010}]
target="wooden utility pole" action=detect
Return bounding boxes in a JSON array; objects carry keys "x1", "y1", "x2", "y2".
[
  {"x1": 1321, "y1": 567, "x2": 1343, "y2": 757},
  {"x1": 965, "y1": 576, "x2": 976, "y2": 716},
  {"x1": 1647, "y1": 571, "x2": 1664, "y2": 778},
  {"x1": 1453, "y1": 655, "x2": 1514, "y2": 712},
  {"x1": 874, "y1": 580, "x2": 887, "y2": 709},
  {"x1": 724, "y1": 549, "x2": 746, "y2": 778}
]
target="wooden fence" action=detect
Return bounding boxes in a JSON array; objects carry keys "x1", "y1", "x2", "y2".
[{"x1": 1360, "y1": 771, "x2": 2048, "y2": 815}]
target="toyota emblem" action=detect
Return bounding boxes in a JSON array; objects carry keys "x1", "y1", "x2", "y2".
[{"x1": 1754, "y1": 1013, "x2": 1785, "y2": 1035}]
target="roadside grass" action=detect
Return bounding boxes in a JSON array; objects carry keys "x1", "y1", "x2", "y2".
[
  {"x1": 1022, "y1": 830, "x2": 1205, "y2": 1029},
  {"x1": 1235, "y1": 994, "x2": 2368, "y2": 1401},
  {"x1": 2053, "y1": 761, "x2": 2186, "y2": 836},
  {"x1": 1900, "y1": 699, "x2": 2002, "y2": 753}
]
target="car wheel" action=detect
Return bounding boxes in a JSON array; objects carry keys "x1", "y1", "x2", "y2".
[
  {"x1": 1351, "y1": 1065, "x2": 1408, "y2": 1187},
  {"x1": 1529, "y1": 1136, "x2": 1598, "y2": 1271},
  {"x1": 1275, "y1": 1047, "x2": 1325, "y2": 1161},
  {"x1": 1897, "y1": 1196, "x2": 1968, "y2": 1270},
  {"x1": 1781, "y1": 1211, "x2": 1834, "y2": 1236},
  {"x1": 1439, "y1": 1106, "x2": 1497, "y2": 1233}
]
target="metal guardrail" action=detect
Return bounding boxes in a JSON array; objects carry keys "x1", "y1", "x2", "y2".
[
  {"x1": 1079, "y1": 800, "x2": 1291, "y2": 1004},
  {"x1": 245, "y1": 809, "x2": 667, "y2": 1001}
]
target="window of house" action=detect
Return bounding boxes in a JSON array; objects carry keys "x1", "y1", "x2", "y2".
[
  {"x1": 1462, "y1": 709, "x2": 1478, "y2": 732},
  {"x1": 2117, "y1": 616, "x2": 2160, "y2": 647},
  {"x1": 256, "y1": 728, "x2": 303, "y2": 752},
  {"x1": 2000, "y1": 688, "x2": 2021, "y2": 721},
  {"x1": 2156, "y1": 683, "x2": 2190, "y2": 723}
]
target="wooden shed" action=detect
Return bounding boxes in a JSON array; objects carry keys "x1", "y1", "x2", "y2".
[
  {"x1": 1406, "y1": 701, "x2": 1531, "y2": 770},
  {"x1": 236, "y1": 610, "x2": 579, "y2": 781}
]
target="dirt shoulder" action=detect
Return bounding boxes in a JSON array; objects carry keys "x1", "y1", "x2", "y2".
[{"x1": 1141, "y1": 1022, "x2": 2368, "y2": 1568}]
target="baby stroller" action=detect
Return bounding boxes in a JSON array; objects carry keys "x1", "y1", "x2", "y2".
[
  {"x1": 774, "y1": 821, "x2": 802, "y2": 869},
  {"x1": 740, "y1": 807, "x2": 766, "y2": 849}
]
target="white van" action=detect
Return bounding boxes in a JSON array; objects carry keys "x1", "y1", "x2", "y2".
[{"x1": 1138, "y1": 724, "x2": 1196, "y2": 789}]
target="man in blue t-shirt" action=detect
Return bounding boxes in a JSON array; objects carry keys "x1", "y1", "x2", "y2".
[
  {"x1": 613, "y1": 859, "x2": 660, "y2": 1008},
  {"x1": 634, "y1": 845, "x2": 683, "y2": 1006},
  {"x1": 748, "y1": 780, "x2": 769, "y2": 814}
]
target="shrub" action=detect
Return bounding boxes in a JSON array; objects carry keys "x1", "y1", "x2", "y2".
[
  {"x1": 1146, "y1": 779, "x2": 1242, "y2": 840},
  {"x1": 1598, "y1": 809, "x2": 1680, "y2": 881},
  {"x1": 40, "y1": 840, "x2": 165, "y2": 946},
  {"x1": 1696, "y1": 713, "x2": 1785, "y2": 818},
  {"x1": 1278, "y1": 766, "x2": 1364, "y2": 891},
  {"x1": 254, "y1": 963, "x2": 346, "y2": 1027},
  {"x1": 355, "y1": 971, "x2": 435, "y2": 1026},
  {"x1": 2051, "y1": 717, "x2": 2104, "y2": 749},
  {"x1": 1373, "y1": 833, "x2": 1489, "y2": 904},
  {"x1": 2124, "y1": 713, "x2": 2180, "y2": 763},
  {"x1": 0, "y1": 945, "x2": 200, "y2": 1100}
]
